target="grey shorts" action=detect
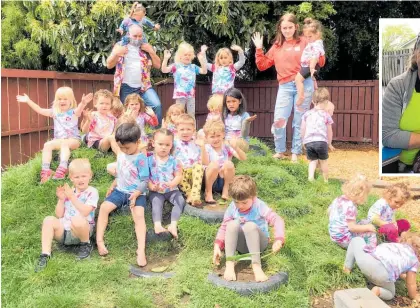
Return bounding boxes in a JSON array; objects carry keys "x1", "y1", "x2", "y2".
[{"x1": 58, "y1": 225, "x2": 94, "y2": 246}]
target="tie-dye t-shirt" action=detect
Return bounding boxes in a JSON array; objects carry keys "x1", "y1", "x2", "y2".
[
  {"x1": 328, "y1": 196, "x2": 357, "y2": 246},
  {"x1": 301, "y1": 39, "x2": 325, "y2": 67},
  {"x1": 87, "y1": 112, "x2": 117, "y2": 147},
  {"x1": 173, "y1": 139, "x2": 201, "y2": 169},
  {"x1": 166, "y1": 122, "x2": 177, "y2": 135},
  {"x1": 371, "y1": 243, "x2": 418, "y2": 282},
  {"x1": 302, "y1": 109, "x2": 333, "y2": 144},
  {"x1": 208, "y1": 64, "x2": 237, "y2": 94},
  {"x1": 52, "y1": 109, "x2": 80, "y2": 140},
  {"x1": 367, "y1": 198, "x2": 395, "y2": 224},
  {"x1": 148, "y1": 154, "x2": 182, "y2": 193},
  {"x1": 170, "y1": 63, "x2": 200, "y2": 99},
  {"x1": 61, "y1": 186, "x2": 99, "y2": 230},
  {"x1": 205, "y1": 144, "x2": 236, "y2": 168},
  {"x1": 206, "y1": 111, "x2": 222, "y2": 122},
  {"x1": 136, "y1": 112, "x2": 158, "y2": 143},
  {"x1": 224, "y1": 112, "x2": 250, "y2": 141},
  {"x1": 116, "y1": 152, "x2": 149, "y2": 194}
]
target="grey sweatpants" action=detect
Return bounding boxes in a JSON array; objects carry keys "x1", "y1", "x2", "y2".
[
  {"x1": 225, "y1": 221, "x2": 269, "y2": 265},
  {"x1": 344, "y1": 237, "x2": 395, "y2": 300},
  {"x1": 149, "y1": 190, "x2": 186, "y2": 223}
]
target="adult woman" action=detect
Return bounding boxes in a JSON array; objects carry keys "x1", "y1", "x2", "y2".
[
  {"x1": 382, "y1": 35, "x2": 420, "y2": 172},
  {"x1": 252, "y1": 13, "x2": 325, "y2": 162}
]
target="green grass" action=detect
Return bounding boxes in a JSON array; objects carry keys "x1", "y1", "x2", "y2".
[{"x1": 2, "y1": 139, "x2": 396, "y2": 308}]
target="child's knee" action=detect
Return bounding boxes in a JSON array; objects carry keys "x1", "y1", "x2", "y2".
[
  {"x1": 43, "y1": 216, "x2": 57, "y2": 226},
  {"x1": 207, "y1": 162, "x2": 219, "y2": 171},
  {"x1": 243, "y1": 222, "x2": 258, "y2": 233},
  {"x1": 132, "y1": 207, "x2": 145, "y2": 222},
  {"x1": 224, "y1": 161, "x2": 234, "y2": 170},
  {"x1": 226, "y1": 220, "x2": 240, "y2": 231},
  {"x1": 70, "y1": 215, "x2": 88, "y2": 229}
]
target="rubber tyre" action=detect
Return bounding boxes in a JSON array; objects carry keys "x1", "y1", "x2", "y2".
[
  {"x1": 146, "y1": 229, "x2": 172, "y2": 243},
  {"x1": 130, "y1": 265, "x2": 175, "y2": 279},
  {"x1": 183, "y1": 203, "x2": 225, "y2": 224},
  {"x1": 207, "y1": 271, "x2": 288, "y2": 296}
]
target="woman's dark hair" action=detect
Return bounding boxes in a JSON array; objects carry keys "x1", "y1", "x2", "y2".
[
  {"x1": 222, "y1": 87, "x2": 247, "y2": 121},
  {"x1": 409, "y1": 33, "x2": 420, "y2": 71},
  {"x1": 115, "y1": 122, "x2": 141, "y2": 144}
]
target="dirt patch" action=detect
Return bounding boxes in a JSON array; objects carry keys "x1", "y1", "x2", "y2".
[
  {"x1": 214, "y1": 261, "x2": 260, "y2": 283},
  {"x1": 133, "y1": 253, "x2": 177, "y2": 274},
  {"x1": 202, "y1": 203, "x2": 228, "y2": 212}
]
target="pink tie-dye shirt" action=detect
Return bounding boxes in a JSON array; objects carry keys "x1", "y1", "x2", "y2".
[
  {"x1": 328, "y1": 195, "x2": 357, "y2": 246},
  {"x1": 51, "y1": 108, "x2": 80, "y2": 140},
  {"x1": 302, "y1": 109, "x2": 333, "y2": 144},
  {"x1": 173, "y1": 139, "x2": 201, "y2": 169},
  {"x1": 205, "y1": 144, "x2": 236, "y2": 168},
  {"x1": 367, "y1": 198, "x2": 395, "y2": 224},
  {"x1": 87, "y1": 112, "x2": 117, "y2": 147}
]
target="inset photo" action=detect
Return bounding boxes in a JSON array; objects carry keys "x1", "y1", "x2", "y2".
[{"x1": 380, "y1": 18, "x2": 420, "y2": 175}]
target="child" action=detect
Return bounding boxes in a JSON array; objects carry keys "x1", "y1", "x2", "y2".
[
  {"x1": 296, "y1": 18, "x2": 325, "y2": 106},
  {"x1": 124, "y1": 93, "x2": 158, "y2": 144},
  {"x1": 162, "y1": 103, "x2": 185, "y2": 135},
  {"x1": 213, "y1": 175, "x2": 285, "y2": 282},
  {"x1": 148, "y1": 129, "x2": 185, "y2": 239},
  {"x1": 116, "y1": 2, "x2": 160, "y2": 46},
  {"x1": 343, "y1": 232, "x2": 420, "y2": 301},
  {"x1": 81, "y1": 89, "x2": 117, "y2": 152},
  {"x1": 173, "y1": 114, "x2": 205, "y2": 206},
  {"x1": 196, "y1": 94, "x2": 224, "y2": 140},
  {"x1": 96, "y1": 122, "x2": 149, "y2": 267},
  {"x1": 222, "y1": 88, "x2": 257, "y2": 152},
  {"x1": 328, "y1": 175, "x2": 377, "y2": 251},
  {"x1": 301, "y1": 87, "x2": 333, "y2": 181},
  {"x1": 368, "y1": 183, "x2": 411, "y2": 242},
  {"x1": 16, "y1": 88, "x2": 92, "y2": 182},
  {"x1": 111, "y1": 97, "x2": 124, "y2": 119},
  {"x1": 206, "y1": 45, "x2": 245, "y2": 94},
  {"x1": 161, "y1": 42, "x2": 208, "y2": 117},
  {"x1": 35, "y1": 159, "x2": 99, "y2": 272},
  {"x1": 202, "y1": 120, "x2": 246, "y2": 204}
]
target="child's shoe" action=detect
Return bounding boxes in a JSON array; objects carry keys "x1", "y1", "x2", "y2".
[
  {"x1": 40, "y1": 169, "x2": 52, "y2": 183},
  {"x1": 52, "y1": 166, "x2": 68, "y2": 180},
  {"x1": 35, "y1": 253, "x2": 51, "y2": 272},
  {"x1": 77, "y1": 242, "x2": 93, "y2": 260}
]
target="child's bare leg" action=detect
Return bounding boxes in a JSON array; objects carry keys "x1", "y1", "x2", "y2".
[
  {"x1": 204, "y1": 162, "x2": 219, "y2": 203},
  {"x1": 319, "y1": 159, "x2": 329, "y2": 183},
  {"x1": 168, "y1": 221, "x2": 178, "y2": 239},
  {"x1": 42, "y1": 140, "x2": 58, "y2": 167},
  {"x1": 41, "y1": 216, "x2": 64, "y2": 255},
  {"x1": 96, "y1": 201, "x2": 117, "y2": 256},
  {"x1": 295, "y1": 73, "x2": 305, "y2": 106},
  {"x1": 70, "y1": 215, "x2": 90, "y2": 242},
  {"x1": 60, "y1": 138, "x2": 80, "y2": 162},
  {"x1": 132, "y1": 206, "x2": 147, "y2": 267},
  {"x1": 99, "y1": 137, "x2": 112, "y2": 152},
  {"x1": 221, "y1": 161, "x2": 235, "y2": 200},
  {"x1": 224, "y1": 220, "x2": 240, "y2": 281},
  {"x1": 107, "y1": 162, "x2": 117, "y2": 177},
  {"x1": 308, "y1": 160, "x2": 318, "y2": 181}
]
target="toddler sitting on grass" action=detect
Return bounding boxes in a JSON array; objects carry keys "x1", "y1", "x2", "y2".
[{"x1": 213, "y1": 175, "x2": 285, "y2": 282}]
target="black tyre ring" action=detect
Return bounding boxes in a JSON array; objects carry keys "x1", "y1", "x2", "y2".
[
  {"x1": 129, "y1": 265, "x2": 175, "y2": 279},
  {"x1": 145, "y1": 229, "x2": 173, "y2": 243},
  {"x1": 207, "y1": 271, "x2": 288, "y2": 296},
  {"x1": 183, "y1": 203, "x2": 225, "y2": 224}
]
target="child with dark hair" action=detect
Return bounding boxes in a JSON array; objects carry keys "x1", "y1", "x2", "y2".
[{"x1": 96, "y1": 122, "x2": 150, "y2": 267}]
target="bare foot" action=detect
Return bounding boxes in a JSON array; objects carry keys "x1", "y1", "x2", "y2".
[
  {"x1": 252, "y1": 263, "x2": 268, "y2": 282},
  {"x1": 168, "y1": 224, "x2": 178, "y2": 239},
  {"x1": 154, "y1": 224, "x2": 167, "y2": 234},
  {"x1": 205, "y1": 191, "x2": 216, "y2": 204},
  {"x1": 223, "y1": 261, "x2": 236, "y2": 281},
  {"x1": 371, "y1": 286, "x2": 380, "y2": 297},
  {"x1": 342, "y1": 266, "x2": 351, "y2": 274},
  {"x1": 191, "y1": 198, "x2": 202, "y2": 207},
  {"x1": 97, "y1": 241, "x2": 109, "y2": 256},
  {"x1": 136, "y1": 249, "x2": 147, "y2": 267},
  {"x1": 399, "y1": 273, "x2": 407, "y2": 281},
  {"x1": 291, "y1": 154, "x2": 298, "y2": 163},
  {"x1": 272, "y1": 153, "x2": 286, "y2": 160}
]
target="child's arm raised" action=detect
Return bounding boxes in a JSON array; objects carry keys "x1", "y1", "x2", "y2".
[
  {"x1": 81, "y1": 109, "x2": 93, "y2": 133},
  {"x1": 16, "y1": 94, "x2": 53, "y2": 117},
  {"x1": 75, "y1": 93, "x2": 93, "y2": 117},
  {"x1": 241, "y1": 114, "x2": 257, "y2": 139},
  {"x1": 231, "y1": 45, "x2": 245, "y2": 70},
  {"x1": 161, "y1": 50, "x2": 173, "y2": 73},
  {"x1": 55, "y1": 186, "x2": 66, "y2": 218},
  {"x1": 197, "y1": 45, "x2": 208, "y2": 74},
  {"x1": 347, "y1": 221, "x2": 376, "y2": 234},
  {"x1": 63, "y1": 183, "x2": 95, "y2": 217}
]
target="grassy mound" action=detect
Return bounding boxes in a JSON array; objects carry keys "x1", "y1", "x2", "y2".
[{"x1": 2, "y1": 141, "x2": 382, "y2": 308}]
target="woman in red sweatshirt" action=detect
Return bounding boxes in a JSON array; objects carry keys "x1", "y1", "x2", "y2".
[{"x1": 252, "y1": 13, "x2": 325, "y2": 162}]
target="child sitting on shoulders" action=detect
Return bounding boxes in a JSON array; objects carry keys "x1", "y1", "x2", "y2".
[
  {"x1": 96, "y1": 122, "x2": 149, "y2": 267},
  {"x1": 202, "y1": 120, "x2": 246, "y2": 204},
  {"x1": 35, "y1": 159, "x2": 99, "y2": 272},
  {"x1": 162, "y1": 103, "x2": 185, "y2": 135},
  {"x1": 328, "y1": 175, "x2": 377, "y2": 251},
  {"x1": 148, "y1": 129, "x2": 185, "y2": 239},
  {"x1": 213, "y1": 175, "x2": 285, "y2": 282},
  {"x1": 301, "y1": 87, "x2": 333, "y2": 181},
  {"x1": 368, "y1": 183, "x2": 411, "y2": 242},
  {"x1": 173, "y1": 114, "x2": 206, "y2": 206}
]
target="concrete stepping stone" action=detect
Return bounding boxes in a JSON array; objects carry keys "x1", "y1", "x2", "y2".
[{"x1": 333, "y1": 288, "x2": 389, "y2": 308}]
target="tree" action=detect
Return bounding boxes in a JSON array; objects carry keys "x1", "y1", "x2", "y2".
[{"x1": 382, "y1": 25, "x2": 416, "y2": 51}]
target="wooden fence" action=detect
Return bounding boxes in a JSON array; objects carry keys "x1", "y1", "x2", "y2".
[
  {"x1": 1, "y1": 69, "x2": 379, "y2": 168},
  {"x1": 382, "y1": 48, "x2": 413, "y2": 86}
]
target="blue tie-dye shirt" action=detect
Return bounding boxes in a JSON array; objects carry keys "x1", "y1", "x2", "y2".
[
  {"x1": 148, "y1": 154, "x2": 182, "y2": 193},
  {"x1": 169, "y1": 63, "x2": 200, "y2": 99},
  {"x1": 116, "y1": 152, "x2": 149, "y2": 194}
]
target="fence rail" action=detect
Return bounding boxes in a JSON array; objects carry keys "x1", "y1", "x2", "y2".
[
  {"x1": 382, "y1": 48, "x2": 413, "y2": 86},
  {"x1": 1, "y1": 69, "x2": 379, "y2": 168}
]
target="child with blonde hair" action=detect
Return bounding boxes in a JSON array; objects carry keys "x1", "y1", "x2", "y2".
[
  {"x1": 81, "y1": 89, "x2": 117, "y2": 152},
  {"x1": 161, "y1": 42, "x2": 208, "y2": 117},
  {"x1": 328, "y1": 175, "x2": 377, "y2": 251},
  {"x1": 202, "y1": 120, "x2": 246, "y2": 204},
  {"x1": 116, "y1": 2, "x2": 160, "y2": 46},
  {"x1": 35, "y1": 159, "x2": 99, "y2": 272},
  {"x1": 301, "y1": 87, "x2": 333, "y2": 181},
  {"x1": 162, "y1": 103, "x2": 185, "y2": 135},
  {"x1": 206, "y1": 45, "x2": 245, "y2": 94},
  {"x1": 368, "y1": 183, "x2": 411, "y2": 242},
  {"x1": 196, "y1": 94, "x2": 224, "y2": 140},
  {"x1": 173, "y1": 114, "x2": 206, "y2": 206},
  {"x1": 296, "y1": 18, "x2": 325, "y2": 106},
  {"x1": 17, "y1": 87, "x2": 92, "y2": 182},
  {"x1": 213, "y1": 175, "x2": 285, "y2": 282}
]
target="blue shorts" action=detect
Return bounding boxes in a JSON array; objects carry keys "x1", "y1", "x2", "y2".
[
  {"x1": 105, "y1": 189, "x2": 147, "y2": 209},
  {"x1": 203, "y1": 171, "x2": 225, "y2": 193}
]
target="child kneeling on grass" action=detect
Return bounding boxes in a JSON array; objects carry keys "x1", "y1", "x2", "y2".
[
  {"x1": 96, "y1": 122, "x2": 149, "y2": 267},
  {"x1": 202, "y1": 120, "x2": 246, "y2": 204},
  {"x1": 213, "y1": 175, "x2": 285, "y2": 282},
  {"x1": 344, "y1": 232, "x2": 420, "y2": 302},
  {"x1": 35, "y1": 159, "x2": 99, "y2": 272}
]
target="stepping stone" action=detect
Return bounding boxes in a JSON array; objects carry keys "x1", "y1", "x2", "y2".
[{"x1": 333, "y1": 288, "x2": 389, "y2": 308}]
